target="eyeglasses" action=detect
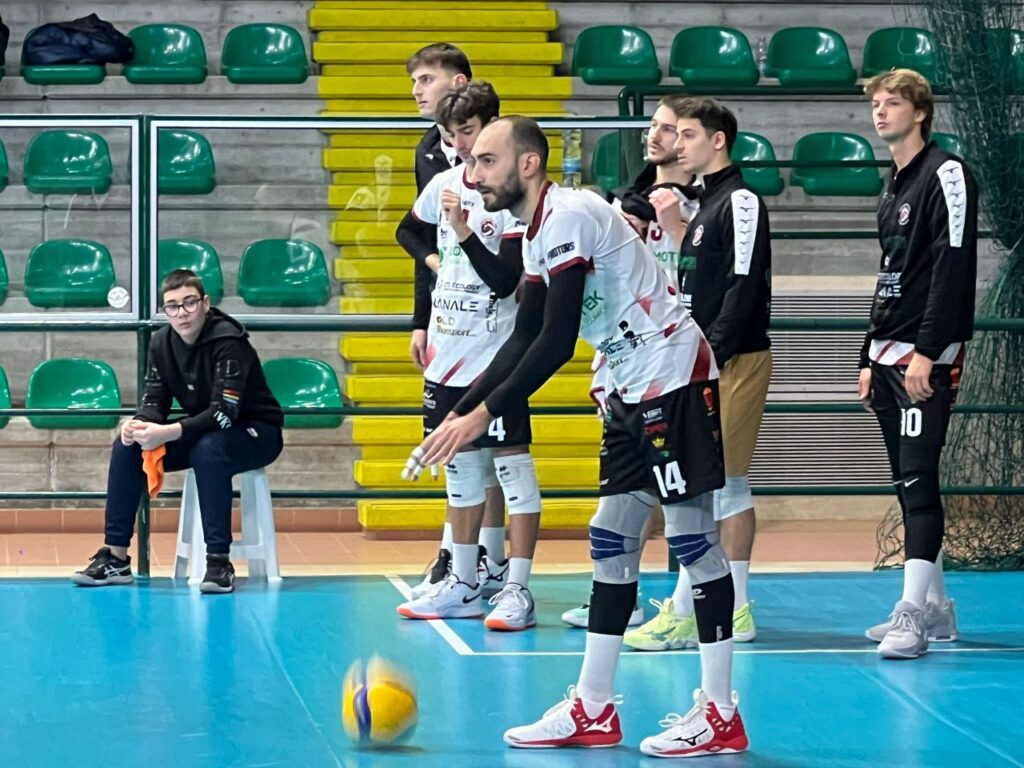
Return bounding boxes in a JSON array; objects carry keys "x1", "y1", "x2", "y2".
[{"x1": 162, "y1": 296, "x2": 203, "y2": 317}]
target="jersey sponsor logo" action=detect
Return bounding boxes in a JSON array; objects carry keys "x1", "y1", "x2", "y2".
[
  {"x1": 642, "y1": 407, "x2": 664, "y2": 424},
  {"x1": 547, "y1": 241, "x2": 575, "y2": 260},
  {"x1": 480, "y1": 218, "x2": 497, "y2": 237},
  {"x1": 876, "y1": 272, "x2": 902, "y2": 299},
  {"x1": 582, "y1": 289, "x2": 607, "y2": 326},
  {"x1": 691, "y1": 224, "x2": 704, "y2": 247},
  {"x1": 937, "y1": 160, "x2": 968, "y2": 248},
  {"x1": 898, "y1": 203, "x2": 912, "y2": 226},
  {"x1": 432, "y1": 297, "x2": 481, "y2": 312},
  {"x1": 440, "y1": 280, "x2": 482, "y2": 293}
]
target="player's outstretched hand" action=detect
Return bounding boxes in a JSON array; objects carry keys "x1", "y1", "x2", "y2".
[
  {"x1": 411, "y1": 406, "x2": 492, "y2": 470},
  {"x1": 904, "y1": 353, "x2": 934, "y2": 403}
]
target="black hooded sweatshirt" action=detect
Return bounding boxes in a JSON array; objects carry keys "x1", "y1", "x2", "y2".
[{"x1": 136, "y1": 308, "x2": 282, "y2": 439}]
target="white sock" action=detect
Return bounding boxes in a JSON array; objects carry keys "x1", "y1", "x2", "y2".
[
  {"x1": 478, "y1": 526, "x2": 505, "y2": 562},
  {"x1": 441, "y1": 522, "x2": 453, "y2": 552},
  {"x1": 452, "y1": 543, "x2": 478, "y2": 586},
  {"x1": 730, "y1": 561, "x2": 750, "y2": 610},
  {"x1": 699, "y1": 639, "x2": 735, "y2": 719},
  {"x1": 509, "y1": 557, "x2": 532, "y2": 587},
  {"x1": 927, "y1": 550, "x2": 946, "y2": 604},
  {"x1": 671, "y1": 567, "x2": 695, "y2": 617},
  {"x1": 901, "y1": 558, "x2": 935, "y2": 609},
  {"x1": 577, "y1": 632, "x2": 623, "y2": 715}
]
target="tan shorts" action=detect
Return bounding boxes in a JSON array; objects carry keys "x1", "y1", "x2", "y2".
[{"x1": 719, "y1": 349, "x2": 772, "y2": 477}]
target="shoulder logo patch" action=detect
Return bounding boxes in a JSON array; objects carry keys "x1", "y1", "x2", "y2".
[
  {"x1": 898, "y1": 203, "x2": 912, "y2": 226},
  {"x1": 691, "y1": 224, "x2": 704, "y2": 247}
]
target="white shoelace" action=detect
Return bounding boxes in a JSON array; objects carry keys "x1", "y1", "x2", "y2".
[
  {"x1": 657, "y1": 690, "x2": 708, "y2": 729},
  {"x1": 893, "y1": 608, "x2": 924, "y2": 635},
  {"x1": 489, "y1": 585, "x2": 530, "y2": 611}
]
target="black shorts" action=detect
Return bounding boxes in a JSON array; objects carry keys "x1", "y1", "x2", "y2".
[
  {"x1": 870, "y1": 361, "x2": 959, "y2": 447},
  {"x1": 599, "y1": 382, "x2": 725, "y2": 504},
  {"x1": 423, "y1": 380, "x2": 532, "y2": 448}
]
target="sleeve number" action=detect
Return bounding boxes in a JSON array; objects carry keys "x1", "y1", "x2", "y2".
[
  {"x1": 900, "y1": 407, "x2": 923, "y2": 438},
  {"x1": 488, "y1": 417, "x2": 506, "y2": 442},
  {"x1": 653, "y1": 460, "x2": 687, "y2": 497}
]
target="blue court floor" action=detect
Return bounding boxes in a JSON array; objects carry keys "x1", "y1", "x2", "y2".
[{"x1": 1, "y1": 571, "x2": 1021, "y2": 768}]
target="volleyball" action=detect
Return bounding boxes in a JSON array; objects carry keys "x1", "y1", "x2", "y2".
[{"x1": 341, "y1": 655, "x2": 418, "y2": 745}]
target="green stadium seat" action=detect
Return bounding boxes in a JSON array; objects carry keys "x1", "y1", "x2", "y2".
[
  {"x1": 0, "y1": 139, "x2": 8, "y2": 192},
  {"x1": 591, "y1": 132, "x2": 626, "y2": 192},
  {"x1": 765, "y1": 27, "x2": 856, "y2": 87},
  {"x1": 732, "y1": 132, "x2": 784, "y2": 196},
  {"x1": 0, "y1": 367, "x2": 9, "y2": 430},
  {"x1": 157, "y1": 130, "x2": 216, "y2": 195},
  {"x1": 932, "y1": 132, "x2": 964, "y2": 157},
  {"x1": 790, "y1": 132, "x2": 883, "y2": 196},
  {"x1": 989, "y1": 29, "x2": 1024, "y2": 94},
  {"x1": 669, "y1": 26, "x2": 759, "y2": 86},
  {"x1": 125, "y1": 24, "x2": 208, "y2": 84},
  {"x1": 25, "y1": 240, "x2": 116, "y2": 308},
  {"x1": 157, "y1": 240, "x2": 224, "y2": 304},
  {"x1": 238, "y1": 239, "x2": 331, "y2": 306},
  {"x1": 263, "y1": 357, "x2": 343, "y2": 428},
  {"x1": 24, "y1": 131, "x2": 112, "y2": 195},
  {"x1": 26, "y1": 358, "x2": 121, "y2": 430},
  {"x1": 572, "y1": 25, "x2": 661, "y2": 85},
  {"x1": 0, "y1": 248, "x2": 7, "y2": 305},
  {"x1": 862, "y1": 27, "x2": 944, "y2": 86},
  {"x1": 21, "y1": 35, "x2": 105, "y2": 86},
  {"x1": 221, "y1": 24, "x2": 309, "y2": 84}
]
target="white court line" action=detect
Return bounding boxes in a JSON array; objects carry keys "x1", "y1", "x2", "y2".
[
  {"x1": 467, "y1": 646, "x2": 1024, "y2": 657},
  {"x1": 386, "y1": 574, "x2": 475, "y2": 657}
]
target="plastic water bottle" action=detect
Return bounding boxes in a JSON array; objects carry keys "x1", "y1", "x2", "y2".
[
  {"x1": 561, "y1": 128, "x2": 583, "y2": 188},
  {"x1": 755, "y1": 35, "x2": 768, "y2": 77}
]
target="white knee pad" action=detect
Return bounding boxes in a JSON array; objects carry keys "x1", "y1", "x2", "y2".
[
  {"x1": 589, "y1": 491, "x2": 656, "y2": 584},
  {"x1": 494, "y1": 452, "x2": 541, "y2": 515},
  {"x1": 664, "y1": 492, "x2": 730, "y2": 585},
  {"x1": 444, "y1": 450, "x2": 488, "y2": 508},
  {"x1": 480, "y1": 448, "x2": 499, "y2": 489},
  {"x1": 714, "y1": 476, "x2": 754, "y2": 521}
]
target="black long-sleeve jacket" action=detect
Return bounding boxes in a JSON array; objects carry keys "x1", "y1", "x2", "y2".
[
  {"x1": 860, "y1": 141, "x2": 978, "y2": 367},
  {"x1": 678, "y1": 164, "x2": 772, "y2": 367},
  {"x1": 410, "y1": 125, "x2": 459, "y2": 329},
  {"x1": 136, "y1": 309, "x2": 282, "y2": 439}
]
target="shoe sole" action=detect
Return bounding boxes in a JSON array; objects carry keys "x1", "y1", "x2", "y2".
[
  {"x1": 562, "y1": 611, "x2": 644, "y2": 629},
  {"x1": 397, "y1": 606, "x2": 484, "y2": 620},
  {"x1": 504, "y1": 736, "x2": 621, "y2": 749},
  {"x1": 199, "y1": 583, "x2": 234, "y2": 594},
  {"x1": 733, "y1": 628, "x2": 756, "y2": 643},
  {"x1": 624, "y1": 637, "x2": 698, "y2": 652},
  {"x1": 485, "y1": 617, "x2": 537, "y2": 631},
  {"x1": 641, "y1": 744, "x2": 747, "y2": 758},
  {"x1": 70, "y1": 574, "x2": 134, "y2": 586},
  {"x1": 866, "y1": 630, "x2": 958, "y2": 643},
  {"x1": 878, "y1": 645, "x2": 928, "y2": 659}
]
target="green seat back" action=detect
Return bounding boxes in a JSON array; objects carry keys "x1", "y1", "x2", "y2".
[
  {"x1": 572, "y1": 25, "x2": 661, "y2": 85},
  {"x1": 791, "y1": 132, "x2": 883, "y2": 196},
  {"x1": 221, "y1": 24, "x2": 309, "y2": 84},
  {"x1": 263, "y1": 357, "x2": 343, "y2": 428},
  {"x1": 26, "y1": 358, "x2": 121, "y2": 430},
  {"x1": 157, "y1": 240, "x2": 224, "y2": 304},
  {"x1": 0, "y1": 367, "x2": 10, "y2": 430},
  {"x1": 862, "y1": 27, "x2": 943, "y2": 86},
  {"x1": 24, "y1": 130, "x2": 113, "y2": 195},
  {"x1": 591, "y1": 132, "x2": 626, "y2": 193},
  {"x1": 931, "y1": 132, "x2": 964, "y2": 158},
  {"x1": 670, "y1": 26, "x2": 758, "y2": 86},
  {"x1": 988, "y1": 29, "x2": 1024, "y2": 94},
  {"x1": 125, "y1": 24, "x2": 208, "y2": 84},
  {"x1": 0, "y1": 139, "x2": 8, "y2": 192},
  {"x1": 238, "y1": 239, "x2": 330, "y2": 307},
  {"x1": 766, "y1": 27, "x2": 856, "y2": 87},
  {"x1": 0, "y1": 248, "x2": 7, "y2": 306},
  {"x1": 157, "y1": 130, "x2": 216, "y2": 195},
  {"x1": 25, "y1": 240, "x2": 116, "y2": 308},
  {"x1": 731, "y1": 132, "x2": 784, "y2": 196}
]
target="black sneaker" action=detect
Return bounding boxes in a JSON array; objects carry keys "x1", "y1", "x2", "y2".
[
  {"x1": 71, "y1": 547, "x2": 134, "y2": 587},
  {"x1": 409, "y1": 548, "x2": 451, "y2": 599},
  {"x1": 200, "y1": 555, "x2": 235, "y2": 594}
]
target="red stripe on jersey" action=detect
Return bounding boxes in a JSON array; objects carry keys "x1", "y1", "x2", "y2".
[
  {"x1": 549, "y1": 256, "x2": 592, "y2": 275},
  {"x1": 893, "y1": 350, "x2": 915, "y2": 366},
  {"x1": 501, "y1": 232, "x2": 524, "y2": 240},
  {"x1": 526, "y1": 182, "x2": 554, "y2": 240},
  {"x1": 638, "y1": 294, "x2": 654, "y2": 316},
  {"x1": 662, "y1": 323, "x2": 678, "y2": 338},
  {"x1": 525, "y1": 273, "x2": 545, "y2": 283},
  {"x1": 641, "y1": 379, "x2": 664, "y2": 401},
  {"x1": 425, "y1": 343, "x2": 437, "y2": 368},
  {"x1": 440, "y1": 358, "x2": 467, "y2": 385},
  {"x1": 877, "y1": 340, "x2": 896, "y2": 359},
  {"x1": 690, "y1": 338, "x2": 713, "y2": 383}
]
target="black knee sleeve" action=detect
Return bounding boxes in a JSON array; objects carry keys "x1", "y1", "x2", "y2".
[
  {"x1": 692, "y1": 574, "x2": 734, "y2": 643},
  {"x1": 588, "y1": 580, "x2": 639, "y2": 636}
]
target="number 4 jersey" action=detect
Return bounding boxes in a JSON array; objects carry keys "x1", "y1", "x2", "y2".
[{"x1": 412, "y1": 165, "x2": 526, "y2": 386}]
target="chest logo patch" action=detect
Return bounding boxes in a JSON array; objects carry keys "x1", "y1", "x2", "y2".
[
  {"x1": 480, "y1": 218, "x2": 497, "y2": 238},
  {"x1": 692, "y1": 224, "x2": 704, "y2": 247},
  {"x1": 898, "y1": 203, "x2": 912, "y2": 226}
]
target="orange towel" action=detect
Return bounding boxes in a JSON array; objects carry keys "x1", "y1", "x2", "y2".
[{"x1": 142, "y1": 445, "x2": 167, "y2": 498}]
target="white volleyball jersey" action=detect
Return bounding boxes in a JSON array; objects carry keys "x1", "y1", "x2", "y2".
[
  {"x1": 412, "y1": 165, "x2": 526, "y2": 386},
  {"x1": 524, "y1": 184, "x2": 716, "y2": 403}
]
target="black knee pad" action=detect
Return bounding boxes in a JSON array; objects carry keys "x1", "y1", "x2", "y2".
[
  {"x1": 692, "y1": 574, "x2": 734, "y2": 644},
  {"x1": 588, "y1": 580, "x2": 639, "y2": 636}
]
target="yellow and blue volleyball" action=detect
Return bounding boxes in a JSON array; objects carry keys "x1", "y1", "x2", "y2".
[{"x1": 341, "y1": 655, "x2": 418, "y2": 745}]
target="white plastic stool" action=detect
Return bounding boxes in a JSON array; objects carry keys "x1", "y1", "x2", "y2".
[{"x1": 173, "y1": 467, "x2": 282, "y2": 584}]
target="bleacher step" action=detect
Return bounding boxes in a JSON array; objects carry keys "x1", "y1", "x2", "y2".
[{"x1": 358, "y1": 497, "x2": 596, "y2": 531}]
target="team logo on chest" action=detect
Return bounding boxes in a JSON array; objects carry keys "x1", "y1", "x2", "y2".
[
  {"x1": 691, "y1": 224, "x2": 704, "y2": 247},
  {"x1": 480, "y1": 218, "x2": 497, "y2": 238},
  {"x1": 898, "y1": 203, "x2": 912, "y2": 226}
]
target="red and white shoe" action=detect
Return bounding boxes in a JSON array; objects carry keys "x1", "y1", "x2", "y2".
[
  {"x1": 503, "y1": 686, "x2": 623, "y2": 749},
  {"x1": 639, "y1": 689, "x2": 748, "y2": 758}
]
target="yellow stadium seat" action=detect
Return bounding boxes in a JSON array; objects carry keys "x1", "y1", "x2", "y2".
[
  {"x1": 342, "y1": 282, "x2": 411, "y2": 297},
  {"x1": 360, "y1": 443, "x2": 597, "y2": 460},
  {"x1": 329, "y1": 184, "x2": 417, "y2": 209},
  {"x1": 323, "y1": 146, "x2": 564, "y2": 171},
  {"x1": 344, "y1": 374, "x2": 593, "y2": 405},
  {"x1": 314, "y1": 1, "x2": 549, "y2": 11},
  {"x1": 335, "y1": 209, "x2": 405, "y2": 223},
  {"x1": 317, "y1": 30, "x2": 548, "y2": 44},
  {"x1": 322, "y1": 64, "x2": 554, "y2": 78},
  {"x1": 351, "y1": 415, "x2": 601, "y2": 445},
  {"x1": 332, "y1": 221, "x2": 398, "y2": 245},
  {"x1": 355, "y1": 457, "x2": 598, "y2": 489},
  {"x1": 340, "y1": 297, "x2": 413, "y2": 314},
  {"x1": 308, "y1": 9, "x2": 559, "y2": 32},
  {"x1": 331, "y1": 171, "x2": 415, "y2": 186},
  {"x1": 322, "y1": 100, "x2": 568, "y2": 117},
  {"x1": 357, "y1": 498, "x2": 596, "y2": 531},
  {"x1": 313, "y1": 41, "x2": 563, "y2": 65},
  {"x1": 318, "y1": 76, "x2": 571, "y2": 99},
  {"x1": 335, "y1": 259, "x2": 411, "y2": 282},
  {"x1": 334, "y1": 245, "x2": 407, "y2": 260},
  {"x1": 328, "y1": 133, "x2": 423, "y2": 149},
  {"x1": 340, "y1": 334, "x2": 594, "y2": 363}
]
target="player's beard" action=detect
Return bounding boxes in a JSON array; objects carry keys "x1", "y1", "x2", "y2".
[
  {"x1": 479, "y1": 171, "x2": 525, "y2": 213},
  {"x1": 646, "y1": 145, "x2": 679, "y2": 167}
]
